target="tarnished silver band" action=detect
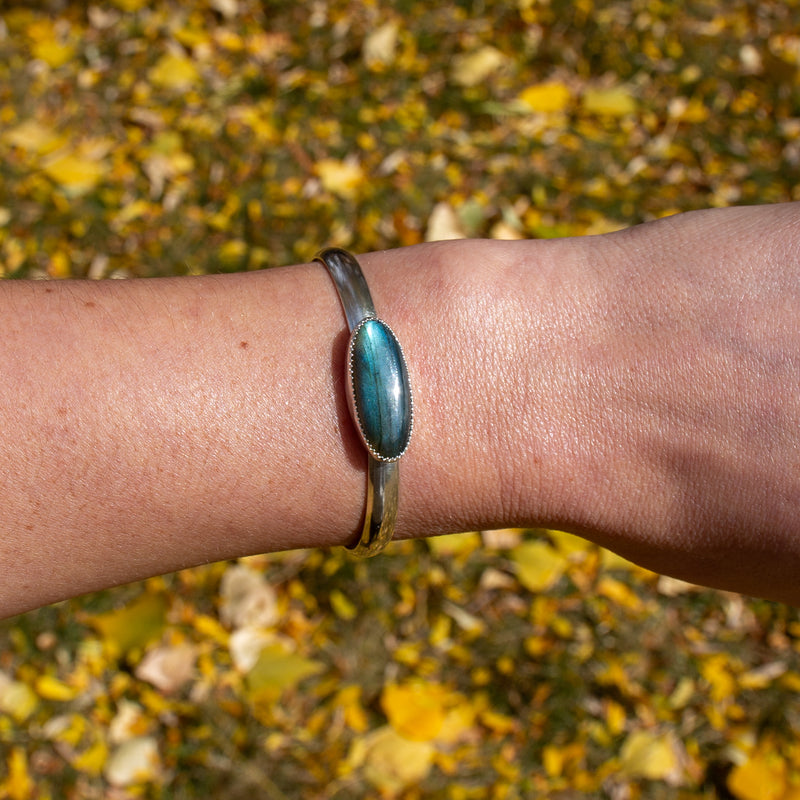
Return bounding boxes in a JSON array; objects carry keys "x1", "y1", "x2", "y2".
[{"x1": 314, "y1": 247, "x2": 409, "y2": 557}]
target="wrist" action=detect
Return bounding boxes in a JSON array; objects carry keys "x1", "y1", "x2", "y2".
[{"x1": 361, "y1": 237, "x2": 595, "y2": 540}]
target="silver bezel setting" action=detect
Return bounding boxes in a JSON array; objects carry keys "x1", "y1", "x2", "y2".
[{"x1": 346, "y1": 316, "x2": 414, "y2": 463}]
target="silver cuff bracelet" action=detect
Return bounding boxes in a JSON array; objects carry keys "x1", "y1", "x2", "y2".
[{"x1": 314, "y1": 248, "x2": 413, "y2": 557}]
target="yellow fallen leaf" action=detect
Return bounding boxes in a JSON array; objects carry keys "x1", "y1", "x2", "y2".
[
  {"x1": 148, "y1": 52, "x2": 200, "y2": 91},
  {"x1": 48, "y1": 250, "x2": 71, "y2": 278},
  {"x1": 0, "y1": 677, "x2": 38, "y2": 722},
  {"x1": 316, "y1": 158, "x2": 365, "y2": 200},
  {"x1": 426, "y1": 532, "x2": 481, "y2": 556},
  {"x1": 600, "y1": 547, "x2": 654, "y2": 577},
  {"x1": 3, "y1": 120, "x2": 64, "y2": 154},
  {"x1": 71, "y1": 738, "x2": 109, "y2": 776},
  {"x1": 382, "y1": 682, "x2": 448, "y2": 742},
  {"x1": 596, "y1": 658, "x2": 643, "y2": 700},
  {"x1": 393, "y1": 641, "x2": 422, "y2": 667},
  {"x1": 26, "y1": 18, "x2": 75, "y2": 67},
  {"x1": 0, "y1": 748, "x2": 34, "y2": 800},
  {"x1": 511, "y1": 540, "x2": 568, "y2": 592},
  {"x1": 353, "y1": 726, "x2": 435, "y2": 795},
  {"x1": 543, "y1": 742, "x2": 586, "y2": 778},
  {"x1": 429, "y1": 614, "x2": 451, "y2": 648},
  {"x1": 31, "y1": 39, "x2": 75, "y2": 68},
  {"x1": 549, "y1": 529, "x2": 592, "y2": 559},
  {"x1": 479, "y1": 707, "x2": 517, "y2": 735},
  {"x1": 173, "y1": 24, "x2": 210, "y2": 48},
  {"x1": 437, "y1": 701, "x2": 477, "y2": 744},
  {"x1": 334, "y1": 686, "x2": 369, "y2": 733},
  {"x1": 192, "y1": 614, "x2": 229, "y2": 646},
  {"x1": 42, "y1": 151, "x2": 108, "y2": 196},
  {"x1": 605, "y1": 700, "x2": 627, "y2": 736},
  {"x1": 518, "y1": 80, "x2": 572, "y2": 113},
  {"x1": 112, "y1": 199, "x2": 152, "y2": 229},
  {"x1": 597, "y1": 576, "x2": 642, "y2": 611},
  {"x1": 234, "y1": 106, "x2": 278, "y2": 143},
  {"x1": 619, "y1": 729, "x2": 679, "y2": 782},
  {"x1": 728, "y1": 751, "x2": 787, "y2": 800},
  {"x1": 330, "y1": 588, "x2": 358, "y2": 620},
  {"x1": 451, "y1": 46, "x2": 506, "y2": 87},
  {"x1": 701, "y1": 653, "x2": 738, "y2": 703},
  {"x1": 246, "y1": 644, "x2": 324, "y2": 699},
  {"x1": 214, "y1": 28, "x2": 244, "y2": 51},
  {"x1": 668, "y1": 677, "x2": 696, "y2": 710},
  {"x1": 43, "y1": 712, "x2": 87, "y2": 747},
  {"x1": 582, "y1": 86, "x2": 637, "y2": 116},
  {"x1": 89, "y1": 593, "x2": 168, "y2": 656},
  {"x1": 216, "y1": 239, "x2": 248, "y2": 269},
  {"x1": 35, "y1": 674, "x2": 78, "y2": 702},
  {"x1": 543, "y1": 744, "x2": 566, "y2": 778}
]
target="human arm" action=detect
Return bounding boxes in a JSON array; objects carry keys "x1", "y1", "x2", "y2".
[
  {"x1": 1, "y1": 238, "x2": 551, "y2": 617},
  {"x1": 2, "y1": 202, "x2": 800, "y2": 617}
]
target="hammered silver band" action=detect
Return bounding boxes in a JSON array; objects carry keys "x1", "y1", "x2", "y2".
[{"x1": 314, "y1": 247, "x2": 412, "y2": 557}]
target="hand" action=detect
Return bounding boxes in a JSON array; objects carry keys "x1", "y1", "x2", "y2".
[{"x1": 505, "y1": 203, "x2": 800, "y2": 602}]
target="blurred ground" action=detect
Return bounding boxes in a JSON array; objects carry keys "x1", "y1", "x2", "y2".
[{"x1": 1, "y1": 1, "x2": 800, "y2": 798}]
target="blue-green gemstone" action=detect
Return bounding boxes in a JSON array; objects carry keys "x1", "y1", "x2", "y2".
[{"x1": 349, "y1": 318, "x2": 412, "y2": 461}]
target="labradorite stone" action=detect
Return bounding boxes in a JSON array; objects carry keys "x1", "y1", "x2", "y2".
[{"x1": 349, "y1": 318, "x2": 412, "y2": 460}]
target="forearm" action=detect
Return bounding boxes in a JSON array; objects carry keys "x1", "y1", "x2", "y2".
[
  {"x1": 0, "y1": 264, "x2": 362, "y2": 614},
  {"x1": 0, "y1": 239, "x2": 574, "y2": 616}
]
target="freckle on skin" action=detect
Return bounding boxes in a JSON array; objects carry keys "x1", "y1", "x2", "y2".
[
  {"x1": 85, "y1": 301, "x2": 96, "y2": 308},
  {"x1": 239, "y1": 341, "x2": 249, "y2": 349}
]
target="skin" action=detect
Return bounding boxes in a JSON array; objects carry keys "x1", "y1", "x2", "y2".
[{"x1": 1, "y1": 202, "x2": 799, "y2": 617}]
